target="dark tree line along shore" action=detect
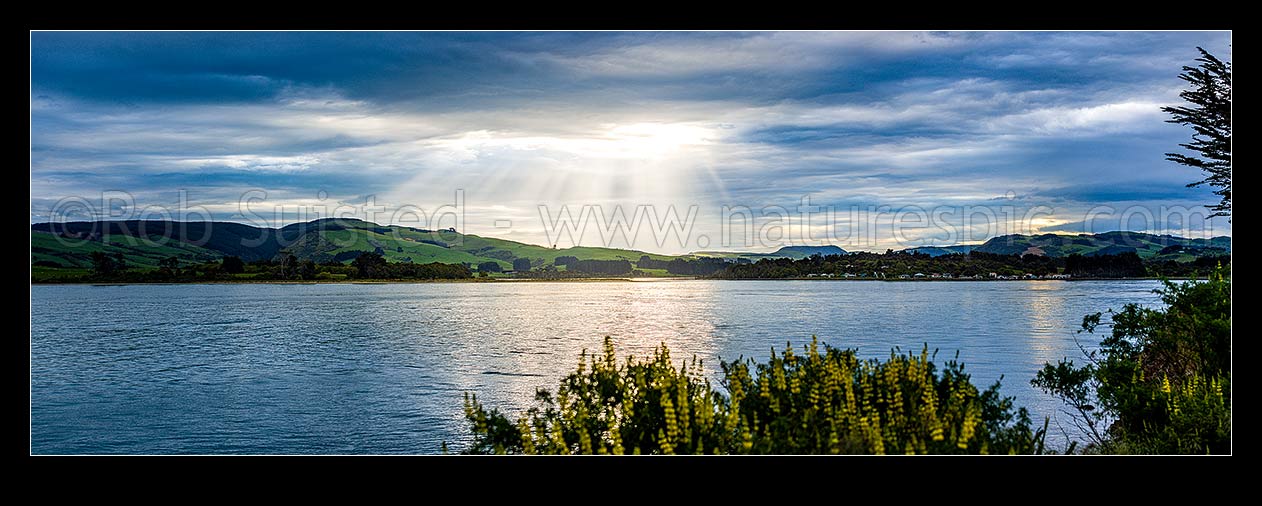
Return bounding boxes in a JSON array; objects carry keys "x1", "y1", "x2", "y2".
[
  {"x1": 43, "y1": 247, "x2": 1228, "y2": 284},
  {"x1": 710, "y1": 250, "x2": 1227, "y2": 280}
]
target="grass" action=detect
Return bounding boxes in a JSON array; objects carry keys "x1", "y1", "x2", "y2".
[
  {"x1": 30, "y1": 266, "x2": 91, "y2": 280},
  {"x1": 311, "y1": 226, "x2": 683, "y2": 270},
  {"x1": 31, "y1": 231, "x2": 219, "y2": 269},
  {"x1": 321, "y1": 229, "x2": 498, "y2": 266},
  {"x1": 33, "y1": 222, "x2": 693, "y2": 280}
]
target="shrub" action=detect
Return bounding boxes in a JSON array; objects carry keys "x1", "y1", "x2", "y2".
[
  {"x1": 460, "y1": 337, "x2": 1046, "y2": 455},
  {"x1": 1032, "y1": 265, "x2": 1230, "y2": 453}
]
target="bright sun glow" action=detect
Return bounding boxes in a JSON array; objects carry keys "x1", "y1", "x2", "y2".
[{"x1": 605, "y1": 122, "x2": 715, "y2": 156}]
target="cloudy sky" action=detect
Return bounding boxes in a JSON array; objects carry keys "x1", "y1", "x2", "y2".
[{"x1": 30, "y1": 31, "x2": 1231, "y2": 253}]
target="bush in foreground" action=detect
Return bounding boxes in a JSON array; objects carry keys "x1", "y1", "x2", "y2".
[
  {"x1": 461, "y1": 337, "x2": 1046, "y2": 454},
  {"x1": 1032, "y1": 265, "x2": 1230, "y2": 454}
]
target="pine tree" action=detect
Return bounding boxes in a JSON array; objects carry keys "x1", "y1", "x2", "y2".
[{"x1": 1162, "y1": 47, "x2": 1231, "y2": 218}]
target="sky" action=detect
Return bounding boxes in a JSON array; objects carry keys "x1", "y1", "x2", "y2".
[{"x1": 30, "y1": 31, "x2": 1232, "y2": 254}]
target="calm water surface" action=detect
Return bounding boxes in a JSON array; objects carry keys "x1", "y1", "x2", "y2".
[{"x1": 31, "y1": 280, "x2": 1163, "y2": 454}]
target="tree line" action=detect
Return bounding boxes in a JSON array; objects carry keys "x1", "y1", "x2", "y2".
[
  {"x1": 64, "y1": 250, "x2": 470, "y2": 282},
  {"x1": 711, "y1": 250, "x2": 1226, "y2": 280}
]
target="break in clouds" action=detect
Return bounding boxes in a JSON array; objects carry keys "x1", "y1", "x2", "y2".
[{"x1": 30, "y1": 31, "x2": 1232, "y2": 253}]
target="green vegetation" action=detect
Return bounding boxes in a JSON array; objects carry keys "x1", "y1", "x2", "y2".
[
  {"x1": 1162, "y1": 47, "x2": 1231, "y2": 218},
  {"x1": 973, "y1": 231, "x2": 1230, "y2": 259},
  {"x1": 715, "y1": 249, "x2": 1227, "y2": 280},
  {"x1": 459, "y1": 268, "x2": 1230, "y2": 455},
  {"x1": 699, "y1": 233, "x2": 1229, "y2": 262},
  {"x1": 1032, "y1": 265, "x2": 1230, "y2": 454},
  {"x1": 348, "y1": 251, "x2": 472, "y2": 280},
  {"x1": 31, "y1": 218, "x2": 684, "y2": 282},
  {"x1": 32, "y1": 229, "x2": 219, "y2": 270},
  {"x1": 32, "y1": 218, "x2": 1229, "y2": 283},
  {"x1": 46, "y1": 249, "x2": 469, "y2": 283},
  {"x1": 460, "y1": 337, "x2": 1046, "y2": 455}
]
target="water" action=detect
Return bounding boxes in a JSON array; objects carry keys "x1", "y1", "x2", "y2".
[{"x1": 30, "y1": 280, "x2": 1164, "y2": 454}]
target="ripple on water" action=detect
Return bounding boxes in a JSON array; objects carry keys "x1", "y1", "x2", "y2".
[{"x1": 31, "y1": 280, "x2": 1165, "y2": 454}]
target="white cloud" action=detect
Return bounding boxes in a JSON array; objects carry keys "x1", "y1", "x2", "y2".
[
  {"x1": 30, "y1": 32, "x2": 1231, "y2": 251},
  {"x1": 985, "y1": 101, "x2": 1168, "y2": 136},
  {"x1": 535, "y1": 31, "x2": 973, "y2": 78}
]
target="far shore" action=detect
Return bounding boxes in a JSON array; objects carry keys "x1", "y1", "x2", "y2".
[{"x1": 30, "y1": 276, "x2": 1199, "y2": 287}]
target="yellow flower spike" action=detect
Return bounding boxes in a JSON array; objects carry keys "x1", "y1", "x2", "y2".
[
  {"x1": 658, "y1": 428, "x2": 674, "y2": 455},
  {"x1": 610, "y1": 425, "x2": 624, "y2": 456},
  {"x1": 552, "y1": 427, "x2": 569, "y2": 455},
  {"x1": 579, "y1": 426, "x2": 592, "y2": 454}
]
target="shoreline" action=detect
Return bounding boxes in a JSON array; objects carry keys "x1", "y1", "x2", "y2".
[{"x1": 30, "y1": 276, "x2": 1199, "y2": 287}]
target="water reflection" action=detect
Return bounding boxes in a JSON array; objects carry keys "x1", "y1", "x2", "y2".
[{"x1": 31, "y1": 280, "x2": 1164, "y2": 453}]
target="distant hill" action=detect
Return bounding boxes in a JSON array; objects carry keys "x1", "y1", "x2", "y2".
[
  {"x1": 31, "y1": 220, "x2": 1229, "y2": 278},
  {"x1": 774, "y1": 245, "x2": 848, "y2": 258},
  {"x1": 974, "y1": 232, "x2": 1230, "y2": 260},
  {"x1": 901, "y1": 245, "x2": 978, "y2": 257},
  {"x1": 693, "y1": 244, "x2": 847, "y2": 261},
  {"x1": 31, "y1": 218, "x2": 681, "y2": 272}
]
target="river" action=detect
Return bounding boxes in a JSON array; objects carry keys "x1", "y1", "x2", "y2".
[{"x1": 30, "y1": 279, "x2": 1164, "y2": 454}]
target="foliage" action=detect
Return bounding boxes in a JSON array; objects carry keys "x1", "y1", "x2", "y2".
[
  {"x1": 344, "y1": 252, "x2": 470, "y2": 280},
  {"x1": 569, "y1": 259, "x2": 633, "y2": 275},
  {"x1": 33, "y1": 223, "x2": 1227, "y2": 283},
  {"x1": 1032, "y1": 265, "x2": 1230, "y2": 453},
  {"x1": 221, "y1": 255, "x2": 245, "y2": 274},
  {"x1": 665, "y1": 257, "x2": 729, "y2": 276},
  {"x1": 67, "y1": 249, "x2": 468, "y2": 283},
  {"x1": 89, "y1": 251, "x2": 129, "y2": 276},
  {"x1": 1146, "y1": 255, "x2": 1230, "y2": 279},
  {"x1": 512, "y1": 258, "x2": 533, "y2": 272},
  {"x1": 1064, "y1": 252, "x2": 1146, "y2": 278},
  {"x1": 716, "y1": 250, "x2": 1062, "y2": 279},
  {"x1": 636, "y1": 255, "x2": 669, "y2": 270},
  {"x1": 353, "y1": 251, "x2": 388, "y2": 277},
  {"x1": 477, "y1": 261, "x2": 503, "y2": 273},
  {"x1": 1161, "y1": 47, "x2": 1231, "y2": 217},
  {"x1": 460, "y1": 337, "x2": 1046, "y2": 455}
]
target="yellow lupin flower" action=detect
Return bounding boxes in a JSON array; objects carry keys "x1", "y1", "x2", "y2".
[{"x1": 519, "y1": 417, "x2": 535, "y2": 455}]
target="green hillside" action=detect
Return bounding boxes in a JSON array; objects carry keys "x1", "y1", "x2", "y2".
[
  {"x1": 974, "y1": 232, "x2": 1230, "y2": 259},
  {"x1": 277, "y1": 219, "x2": 678, "y2": 270},
  {"x1": 32, "y1": 230, "x2": 220, "y2": 269},
  {"x1": 31, "y1": 218, "x2": 686, "y2": 278},
  {"x1": 30, "y1": 220, "x2": 1231, "y2": 282}
]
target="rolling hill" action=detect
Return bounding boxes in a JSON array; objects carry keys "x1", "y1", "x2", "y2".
[
  {"x1": 31, "y1": 218, "x2": 683, "y2": 273},
  {"x1": 693, "y1": 244, "x2": 848, "y2": 261},
  {"x1": 973, "y1": 232, "x2": 1230, "y2": 259},
  {"x1": 901, "y1": 245, "x2": 978, "y2": 257},
  {"x1": 30, "y1": 220, "x2": 1230, "y2": 279}
]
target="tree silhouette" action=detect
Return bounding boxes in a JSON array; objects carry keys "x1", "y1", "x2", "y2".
[
  {"x1": 89, "y1": 251, "x2": 115, "y2": 276},
  {"x1": 221, "y1": 256, "x2": 245, "y2": 274},
  {"x1": 512, "y1": 257, "x2": 532, "y2": 272},
  {"x1": 1162, "y1": 47, "x2": 1231, "y2": 218}
]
